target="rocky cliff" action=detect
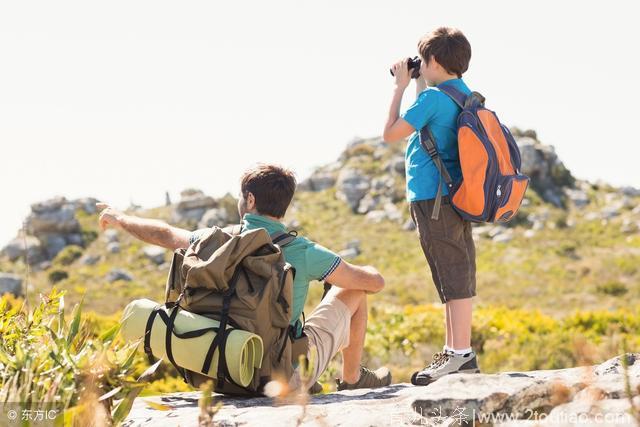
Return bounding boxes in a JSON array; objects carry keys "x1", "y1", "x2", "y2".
[{"x1": 123, "y1": 354, "x2": 640, "y2": 426}]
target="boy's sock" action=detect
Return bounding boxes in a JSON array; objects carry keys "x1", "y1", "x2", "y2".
[
  {"x1": 443, "y1": 345, "x2": 454, "y2": 353},
  {"x1": 451, "y1": 347, "x2": 473, "y2": 356}
]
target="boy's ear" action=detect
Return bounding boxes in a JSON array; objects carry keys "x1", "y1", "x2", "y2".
[{"x1": 428, "y1": 54, "x2": 441, "y2": 71}]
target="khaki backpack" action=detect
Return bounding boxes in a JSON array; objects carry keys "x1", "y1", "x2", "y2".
[{"x1": 144, "y1": 225, "x2": 300, "y2": 396}]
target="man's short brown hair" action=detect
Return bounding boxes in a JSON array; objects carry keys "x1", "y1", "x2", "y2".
[
  {"x1": 418, "y1": 27, "x2": 471, "y2": 78},
  {"x1": 240, "y1": 164, "x2": 296, "y2": 218}
]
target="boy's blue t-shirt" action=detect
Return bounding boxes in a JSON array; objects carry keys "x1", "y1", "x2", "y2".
[{"x1": 401, "y1": 78, "x2": 471, "y2": 202}]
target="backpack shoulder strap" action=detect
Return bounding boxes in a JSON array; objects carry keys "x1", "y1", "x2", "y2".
[
  {"x1": 419, "y1": 126, "x2": 455, "y2": 221},
  {"x1": 270, "y1": 230, "x2": 297, "y2": 247},
  {"x1": 222, "y1": 224, "x2": 243, "y2": 236},
  {"x1": 437, "y1": 84, "x2": 467, "y2": 109}
]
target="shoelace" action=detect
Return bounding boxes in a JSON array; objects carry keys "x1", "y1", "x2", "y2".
[{"x1": 424, "y1": 351, "x2": 451, "y2": 370}]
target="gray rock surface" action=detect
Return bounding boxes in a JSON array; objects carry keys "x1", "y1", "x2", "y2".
[
  {"x1": 142, "y1": 245, "x2": 166, "y2": 265},
  {"x1": 336, "y1": 169, "x2": 371, "y2": 212},
  {"x1": 198, "y1": 208, "x2": 229, "y2": 229},
  {"x1": 107, "y1": 242, "x2": 121, "y2": 254},
  {"x1": 124, "y1": 354, "x2": 640, "y2": 427},
  {"x1": 1, "y1": 196, "x2": 90, "y2": 263},
  {"x1": 173, "y1": 189, "x2": 218, "y2": 224},
  {"x1": 0, "y1": 273, "x2": 23, "y2": 297},
  {"x1": 80, "y1": 254, "x2": 101, "y2": 266},
  {"x1": 513, "y1": 129, "x2": 574, "y2": 208},
  {"x1": 1, "y1": 236, "x2": 45, "y2": 264},
  {"x1": 299, "y1": 172, "x2": 336, "y2": 192},
  {"x1": 105, "y1": 268, "x2": 132, "y2": 282}
]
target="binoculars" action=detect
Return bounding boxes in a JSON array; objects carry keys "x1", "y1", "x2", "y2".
[{"x1": 389, "y1": 56, "x2": 422, "y2": 79}]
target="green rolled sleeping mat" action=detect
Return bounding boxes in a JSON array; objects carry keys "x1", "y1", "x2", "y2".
[{"x1": 120, "y1": 298, "x2": 263, "y2": 387}]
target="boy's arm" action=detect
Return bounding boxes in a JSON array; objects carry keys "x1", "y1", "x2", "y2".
[
  {"x1": 383, "y1": 59, "x2": 417, "y2": 143},
  {"x1": 416, "y1": 75, "x2": 427, "y2": 97},
  {"x1": 96, "y1": 202, "x2": 191, "y2": 251}
]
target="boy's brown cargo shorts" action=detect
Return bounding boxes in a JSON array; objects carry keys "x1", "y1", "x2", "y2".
[{"x1": 409, "y1": 195, "x2": 477, "y2": 303}]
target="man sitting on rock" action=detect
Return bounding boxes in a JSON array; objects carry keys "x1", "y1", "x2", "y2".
[{"x1": 96, "y1": 163, "x2": 392, "y2": 392}]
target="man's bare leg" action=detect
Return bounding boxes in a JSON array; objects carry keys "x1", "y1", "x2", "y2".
[{"x1": 322, "y1": 286, "x2": 367, "y2": 383}]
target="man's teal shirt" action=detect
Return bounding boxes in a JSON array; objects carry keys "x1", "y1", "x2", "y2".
[
  {"x1": 189, "y1": 213, "x2": 341, "y2": 338},
  {"x1": 401, "y1": 78, "x2": 471, "y2": 202}
]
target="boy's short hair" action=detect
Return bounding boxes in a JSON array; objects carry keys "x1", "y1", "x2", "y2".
[
  {"x1": 240, "y1": 164, "x2": 296, "y2": 218},
  {"x1": 418, "y1": 27, "x2": 471, "y2": 78}
]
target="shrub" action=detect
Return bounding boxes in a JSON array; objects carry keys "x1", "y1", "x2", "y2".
[
  {"x1": 596, "y1": 281, "x2": 628, "y2": 296},
  {"x1": 48, "y1": 269, "x2": 69, "y2": 283},
  {"x1": 53, "y1": 245, "x2": 84, "y2": 266},
  {"x1": 0, "y1": 289, "x2": 160, "y2": 425}
]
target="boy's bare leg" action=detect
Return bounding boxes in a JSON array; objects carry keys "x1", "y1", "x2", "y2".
[
  {"x1": 325, "y1": 287, "x2": 368, "y2": 383},
  {"x1": 446, "y1": 297, "x2": 473, "y2": 350},
  {"x1": 445, "y1": 303, "x2": 453, "y2": 349}
]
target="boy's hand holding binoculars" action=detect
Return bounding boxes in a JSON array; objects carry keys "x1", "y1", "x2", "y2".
[{"x1": 391, "y1": 58, "x2": 412, "y2": 90}]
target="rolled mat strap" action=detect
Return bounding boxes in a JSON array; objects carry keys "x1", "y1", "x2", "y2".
[{"x1": 121, "y1": 298, "x2": 263, "y2": 388}]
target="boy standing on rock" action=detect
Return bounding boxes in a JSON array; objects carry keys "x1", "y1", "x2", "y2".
[{"x1": 382, "y1": 27, "x2": 480, "y2": 384}]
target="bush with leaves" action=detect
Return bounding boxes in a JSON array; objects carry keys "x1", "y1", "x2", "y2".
[{"x1": 0, "y1": 288, "x2": 160, "y2": 426}]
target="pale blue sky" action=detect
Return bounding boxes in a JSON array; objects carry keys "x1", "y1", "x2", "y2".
[{"x1": 1, "y1": 0, "x2": 639, "y2": 245}]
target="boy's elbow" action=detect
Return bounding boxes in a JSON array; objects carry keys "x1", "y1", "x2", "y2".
[
  {"x1": 374, "y1": 274, "x2": 385, "y2": 292},
  {"x1": 382, "y1": 129, "x2": 395, "y2": 144}
]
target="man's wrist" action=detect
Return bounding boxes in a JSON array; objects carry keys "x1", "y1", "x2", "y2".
[{"x1": 116, "y1": 213, "x2": 128, "y2": 228}]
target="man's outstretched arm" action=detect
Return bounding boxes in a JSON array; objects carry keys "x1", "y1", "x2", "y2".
[{"x1": 96, "y1": 202, "x2": 191, "y2": 251}]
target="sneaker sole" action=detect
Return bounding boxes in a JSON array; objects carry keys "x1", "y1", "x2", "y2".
[{"x1": 411, "y1": 368, "x2": 481, "y2": 386}]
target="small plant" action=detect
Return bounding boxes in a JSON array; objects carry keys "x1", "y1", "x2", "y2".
[
  {"x1": 596, "y1": 281, "x2": 628, "y2": 296},
  {"x1": 48, "y1": 269, "x2": 69, "y2": 284},
  {"x1": 198, "y1": 380, "x2": 222, "y2": 426},
  {"x1": 53, "y1": 245, "x2": 84, "y2": 266}
]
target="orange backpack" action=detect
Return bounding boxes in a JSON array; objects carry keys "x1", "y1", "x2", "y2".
[{"x1": 419, "y1": 85, "x2": 530, "y2": 223}]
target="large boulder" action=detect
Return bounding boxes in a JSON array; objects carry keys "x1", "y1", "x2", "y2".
[
  {"x1": 299, "y1": 172, "x2": 336, "y2": 192},
  {"x1": 70, "y1": 197, "x2": 100, "y2": 214},
  {"x1": 0, "y1": 273, "x2": 23, "y2": 297},
  {"x1": 105, "y1": 268, "x2": 133, "y2": 282},
  {"x1": 142, "y1": 246, "x2": 166, "y2": 265},
  {"x1": 38, "y1": 233, "x2": 69, "y2": 259},
  {"x1": 26, "y1": 199, "x2": 80, "y2": 236},
  {"x1": 198, "y1": 208, "x2": 229, "y2": 229},
  {"x1": 173, "y1": 189, "x2": 217, "y2": 224},
  {"x1": 1, "y1": 235, "x2": 46, "y2": 264},
  {"x1": 513, "y1": 129, "x2": 575, "y2": 207},
  {"x1": 336, "y1": 169, "x2": 371, "y2": 212}
]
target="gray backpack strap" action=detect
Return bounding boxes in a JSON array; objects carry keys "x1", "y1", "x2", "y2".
[
  {"x1": 437, "y1": 84, "x2": 467, "y2": 109},
  {"x1": 439, "y1": 84, "x2": 486, "y2": 109},
  {"x1": 270, "y1": 230, "x2": 297, "y2": 247},
  {"x1": 419, "y1": 126, "x2": 454, "y2": 221}
]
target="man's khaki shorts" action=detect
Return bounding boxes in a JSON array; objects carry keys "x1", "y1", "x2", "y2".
[
  {"x1": 288, "y1": 295, "x2": 351, "y2": 390},
  {"x1": 410, "y1": 195, "x2": 477, "y2": 303}
]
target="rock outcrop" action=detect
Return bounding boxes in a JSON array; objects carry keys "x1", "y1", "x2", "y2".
[
  {"x1": 0, "y1": 273, "x2": 22, "y2": 297},
  {"x1": 124, "y1": 354, "x2": 640, "y2": 427},
  {"x1": 511, "y1": 128, "x2": 575, "y2": 207},
  {"x1": 0, "y1": 196, "x2": 98, "y2": 267},
  {"x1": 300, "y1": 129, "x2": 588, "y2": 214},
  {"x1": 171, "y1": 189, "x2": 237, "y2": 229}
]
